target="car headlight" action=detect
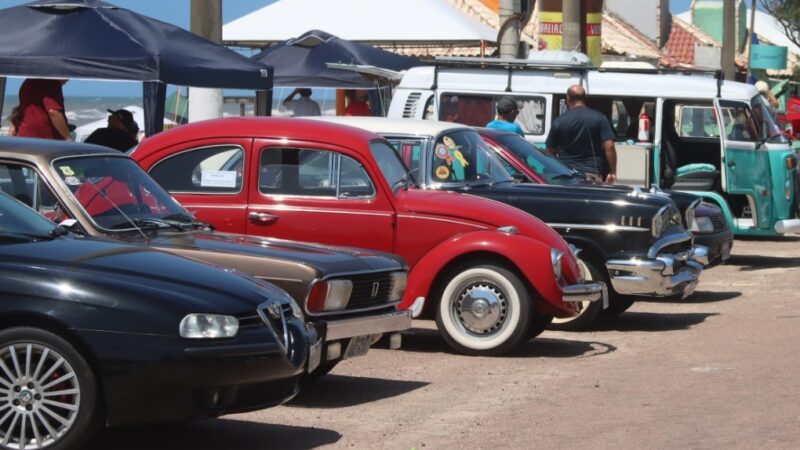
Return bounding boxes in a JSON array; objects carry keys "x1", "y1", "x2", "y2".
[
  {"x1": 389, "y1": 271, "x2": 407, "y2": 302},
  {"x1": 550, "y1": 248, "x2": 564, "y2": 281},
  {"x1": 690, "y1": 216, "x2": 715, "y2": 233},
  {"x1": 306, "y1": 279, "x2": 352, "y2": 313},
  {"x1": 179, "y1": 314, "x2": 239, "y2": 339},
  {"x1": 651, "y1": 205, "x2": 679, "y2": 237}
]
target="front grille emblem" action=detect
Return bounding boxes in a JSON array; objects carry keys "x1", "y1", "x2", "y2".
[
  {"x1": 371, "y1": 282, "x2": 380, "y2": 298},
  {"x1": 257, "y1": 300, "x2": 290, "y2": 356}
]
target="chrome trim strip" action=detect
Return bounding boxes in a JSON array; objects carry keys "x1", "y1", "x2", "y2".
[
  {"x1": 397, "y1": 214, "x2": 489, "y2": 229},
  {"x1": 561, "y1": 282, "x2": 607, "y2": 307},
  {"x1": 324, "y1": 310, "x2": 412, "y2": 341},
  {"x1": 250, "y1": 205, "x2": 393, "y2": 218},
  {"x1": 547, "y1": 223, "x2": 649, "y2": 232}
]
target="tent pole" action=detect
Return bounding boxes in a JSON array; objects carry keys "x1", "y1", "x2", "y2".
[
  {"x1": 143, "y1": 82, "x2": 167, "y2": 137},
  {"x1": 0, "y1": 77, "x2": 6, "y2": 124}
]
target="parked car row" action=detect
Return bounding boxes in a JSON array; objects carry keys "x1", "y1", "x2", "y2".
[{"x1": 0, "y1": 111, "x2": 730, "y2": 447}]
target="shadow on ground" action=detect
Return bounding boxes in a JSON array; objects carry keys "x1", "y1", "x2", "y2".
[
  {"x1": 727, "y1": 254, "x2": 800, "y2": 271},
  {"x1": 287, "y1": 375, "x2": 428, "y2": 409},
  {"x1": 88, "y1": 420, "x2": 341, "y2": 450},
  {"x1": 397, "y1": 328, "x2": 614, "y2": 358},
  {"x1": 640, "y1": 290, "x2": 742, "y2": 304},
  {"x1": 588, "y1": 311, "x2": 719, "y2": 332}
]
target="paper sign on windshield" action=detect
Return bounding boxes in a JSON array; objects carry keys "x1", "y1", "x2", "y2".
[{"x1": 200, "y1": 170, "x2": 237, "y2": 188}]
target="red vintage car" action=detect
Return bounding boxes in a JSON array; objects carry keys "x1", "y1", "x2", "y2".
[{"x1": 132, "y1": 117, "x2": 606, "y2": 355}]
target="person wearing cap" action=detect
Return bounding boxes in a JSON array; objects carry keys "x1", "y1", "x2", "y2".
[
  {"x1": 545, "y1": 85, "x2": 617, "y2": 183},
  {"x1": 282, "y1": 88, "x2": 321, "y2": 117},
  {"x1": 755, "y1": 80, "x2": 779, "y2": 113},
  {"x1": 16, "y1": 79, "x2": 71, "y2": 140},
  {"x1": 84, "y1": 109, "x2": 139, "y2": 152},
  {"x1": 486, "y1": 96, "x2": 525, "y2": 136}
]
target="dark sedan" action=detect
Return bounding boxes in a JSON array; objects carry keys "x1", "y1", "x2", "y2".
[
  {"x1": 0, "y1": 137, "x2": 410, "y2": 377},
  {"x1": 0, "y1": 191, "x2": 312, "y2": 449}
]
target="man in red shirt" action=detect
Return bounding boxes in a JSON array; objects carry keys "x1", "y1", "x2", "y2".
[
  {"x1": 16, "y1": 79, "x2": 71, "y2": 140},
  {"x1": 344, "y1": 90, "x2": 371, "y2": 116}
]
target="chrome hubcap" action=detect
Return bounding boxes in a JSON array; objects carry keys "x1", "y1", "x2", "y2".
[
  {"x1": 455, "y1": 284, "x2": 508, "y2": 335},
  {"x1": 0, "y1": 343, "x2": 80, "y2": 449}
]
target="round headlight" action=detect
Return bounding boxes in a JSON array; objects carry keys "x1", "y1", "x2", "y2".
[{"x1": 179, "y1": 314, "x2": 239, "y2": 339}]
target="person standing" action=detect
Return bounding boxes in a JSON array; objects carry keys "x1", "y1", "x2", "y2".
[
  {"x1": 16, "y1": 78, "x2": 71, "y2": 140},
  {"x1": 282, "y1": 88, "x2": 321, "y2": 117},
  {"x1": 545, "y1": 85, "x2": 617, "y2": 183},
  {"x1": 486, "y1": 96, "x2": 525, "y2": 136}
]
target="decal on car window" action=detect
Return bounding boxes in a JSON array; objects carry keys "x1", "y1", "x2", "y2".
[
  {"x1": 435, "y1": 165, "x2": 451, "y2": 180},
  {"x1": 64, "y1": 176, "x2": 81, "y2": 186},
  {"x1": 200, "y1": 170, "x2": 238, "y2": 188},
  {"x1": 59, "y1": 165, "x2": 75, "y2": 176}
]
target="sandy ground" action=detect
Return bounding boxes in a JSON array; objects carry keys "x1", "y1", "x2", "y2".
[{"x1": 90, "y1": 237, "x2": 800, "y2": 450}]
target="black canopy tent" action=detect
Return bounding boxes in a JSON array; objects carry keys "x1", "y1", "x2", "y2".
[
  {"x1": 252, "y1": 30, "x2": 421, "y2": 114},
  {"x1": 0, "y1": 0, "x2": 274, "y2": 136}
]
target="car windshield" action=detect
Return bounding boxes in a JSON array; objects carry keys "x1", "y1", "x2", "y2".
[
  {"x1": 751, "y1": 95, "x2": 789, "y2": 144},
  {"x1": 0, "y1": 192, "x2": 56, "y2": 241},
  {"x1": 52, "y1": 156, "x2": 193, "y2": 231},
  {"x1": 369, "y1": 140, "x2": 415, "y2": 193},
  {"x1": 431, "y1": 130, "x2": 513, "y2": 186},
  {"x1": 492, "y1": 133, "x2": 580, "y2": 184}
]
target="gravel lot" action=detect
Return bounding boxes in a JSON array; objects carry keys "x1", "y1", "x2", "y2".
[{"x1": 91, "y1": 237, "x2": 800, "y2": 450}]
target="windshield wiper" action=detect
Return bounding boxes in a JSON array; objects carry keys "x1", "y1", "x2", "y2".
[
  {"x1": 162, "y1": 212, "x2": 212, "y2": 230},
  {"x1": 134, "y1": 218, "x2": 187, "y2": 231}
]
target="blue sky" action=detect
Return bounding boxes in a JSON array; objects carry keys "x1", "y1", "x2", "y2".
[{"x1": 0, "y1": 0, "x2": 696, "y2": 97}]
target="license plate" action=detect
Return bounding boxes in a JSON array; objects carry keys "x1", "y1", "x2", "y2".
[
  {"x1": 343, "y1": 335, "x2": 373, "y2": 359},
  {"x1": 307, "y1": 339, "x2": 322, "y2": 373}
]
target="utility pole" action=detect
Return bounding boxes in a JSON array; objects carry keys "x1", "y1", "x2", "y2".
[
  {"x1": 746, "y1": 0, "x2": 757, "y2": 82},
  {"x1": 721, "y1": 0, "x2": 736, "y2": 80},
  {"x1": 189, "y1": 0, "x2": 223, "y2": 122},
  {"x1": 562, "y1": 0, "x2": 581, "y2": 53},
  {"x1": 499, "y1": 0, "x2": 521, "y2": 58}
]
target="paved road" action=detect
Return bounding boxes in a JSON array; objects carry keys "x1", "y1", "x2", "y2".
[{"x1": 91, "y1": 237, "x2": 800, "y2": 449}]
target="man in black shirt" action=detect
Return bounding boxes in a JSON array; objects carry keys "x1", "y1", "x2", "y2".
[
  {"x1": 85, "y1": 109, "x2": 139, "y2": 152},
  {"x1": 545, "y1": 85, "x2": 617, "y2": 183}
]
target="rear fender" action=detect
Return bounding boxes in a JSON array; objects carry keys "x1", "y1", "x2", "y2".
[{"x1": 401, "y1": 230, "x2": 574, "y2": 318}]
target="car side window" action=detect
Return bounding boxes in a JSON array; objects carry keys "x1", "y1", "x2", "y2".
[
  {"x1": 675, "y1": 104, "x2": 721, "y2": 139},
  {"x1": 259, "y1": 148, "x2": 375, "y2": 199},
  {"x1": 439, "y1": 93, "x2": 547, "y2": 135},
  {"x1": 149, "y1": 146, "x2": 244, "y2": 194},
  {"x1": 0, "y1": 163, "x2": 67, "y2": 221}
]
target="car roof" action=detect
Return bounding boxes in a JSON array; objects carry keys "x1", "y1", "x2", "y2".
[
  {"x1": 308, "y1": 116, "x2": 472, "y2": 137},
  {"x1": 0, "y1": 137, "x2": 121, "y2": 164},
  {"x1": 135, "y1": 116, "x2": 383, "y2": 157}
]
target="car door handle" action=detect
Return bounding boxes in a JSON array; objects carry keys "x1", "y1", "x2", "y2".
[{"x1": 248, "y1": 212, "x2": 279, "y2": 225}]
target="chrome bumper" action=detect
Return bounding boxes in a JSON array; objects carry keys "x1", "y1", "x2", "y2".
[
  {"x1": 606, "y1": 245, "x2": 705, "y2": 298},
  {"x1": 324, "y1": 309, "x2": 412, "y2": 341},
  {"x1": 562, "y1": 282, "x2": 609, "y2": 309},
  {"x1": 774, "y1": 219, "x2": 800, "y2": 234}
]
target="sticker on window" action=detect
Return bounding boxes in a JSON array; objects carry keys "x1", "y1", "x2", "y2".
[
  {"x1": 64, "y1": 176, "x2": 81, "y2": 186},
  {"x1": 200, "y1": 170, "x2": 237, "y2": 188},
  {"x1": 59, "y1": 166, "x2": 75, "y2": 176},
  {"x1": 435, "y1": 165, "x2": 451, "y2": 180}
]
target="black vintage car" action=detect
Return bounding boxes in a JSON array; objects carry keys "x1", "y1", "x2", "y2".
[
  {"x1": 314, "y1": 117, "x2": 708, "y2": 330},
  {"x1": 478, "y1": 128, "x2": 733, "y2": 268},
  {"x1": 0, "y1": 192, "x2": 312, "y2": 449}
]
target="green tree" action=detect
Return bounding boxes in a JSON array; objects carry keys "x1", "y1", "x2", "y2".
[{"x1": 761, "y1": 0, "x2": 800, "y2": 49}]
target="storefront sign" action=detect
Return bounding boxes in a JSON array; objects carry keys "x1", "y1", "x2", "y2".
[{"x1": 751, "y1": 45, "x2": 788, "y2": 70}]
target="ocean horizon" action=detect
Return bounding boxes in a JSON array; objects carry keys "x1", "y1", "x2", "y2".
[{"x1": 3, "y1": 88, "x2": 342, "y2": 130}]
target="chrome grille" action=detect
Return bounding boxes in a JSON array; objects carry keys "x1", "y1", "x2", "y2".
[{"x1": 338, "y1": 272, "x2": 394, "y2": 310}]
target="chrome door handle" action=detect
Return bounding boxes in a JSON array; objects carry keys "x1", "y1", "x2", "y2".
[{"x1": 248, "y1": 212, "x2": 279, "y2": 224}]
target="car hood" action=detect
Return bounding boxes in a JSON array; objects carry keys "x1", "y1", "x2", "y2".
[
  {"x1": 396, "y1": 188, "x2": 568, "y2": 250},
  {"x1": 148, "y1": 230, "x2": 406, "y2": 273},
  {"x1": 549, "y1": 180, "x2": 699, "y2": 214},
  {"x1": 0, "y1": 236, "x2": 280, "y2": 316}
]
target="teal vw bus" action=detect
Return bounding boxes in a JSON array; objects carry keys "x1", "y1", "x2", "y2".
[{"x1": 388, "y1": 58, "x2": 799, "y2": 236}]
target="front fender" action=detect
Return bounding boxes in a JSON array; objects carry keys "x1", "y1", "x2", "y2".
[{"x1": 401, "y1": 230, "x2": 577, "y2": 318}]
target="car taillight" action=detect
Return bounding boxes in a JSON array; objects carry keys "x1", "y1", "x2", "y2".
[{"x1": 306, "y1": 280, "x2": 352, "y2": 313}]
